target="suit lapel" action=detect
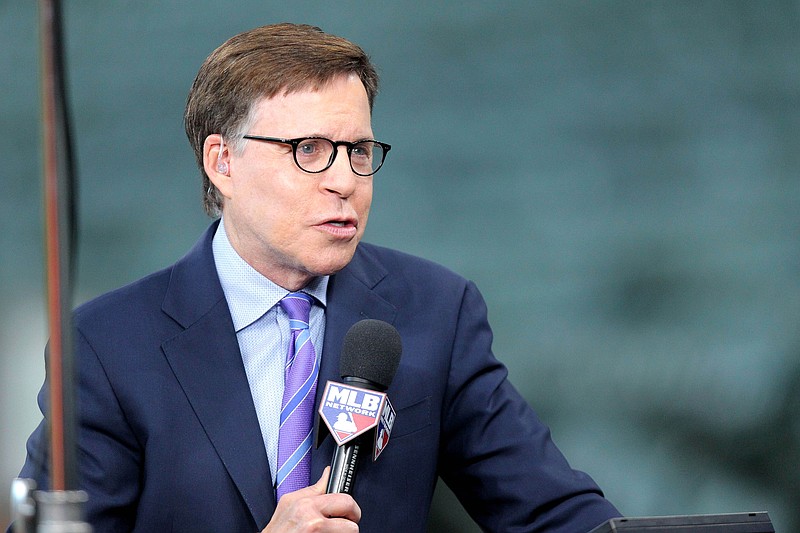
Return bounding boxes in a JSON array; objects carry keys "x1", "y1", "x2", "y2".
[
  {"x1": 160, "y1": 223, "x2": 276, "y2": 527},
  {"x1": 311, "y1": 245, "x2": 398, "y2": 480}
]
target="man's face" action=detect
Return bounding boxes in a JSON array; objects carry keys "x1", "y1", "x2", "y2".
[{"x1": 212, "y1": 75, "x2": 374, "y2": 290}]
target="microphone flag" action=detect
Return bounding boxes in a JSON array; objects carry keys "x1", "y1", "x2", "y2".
[
  {"x1": 318, "y1": 381, "x2": 392, "y2": 448},
  {"x1": 373, "y1": 397, "x2": 395, "y2": 460}
]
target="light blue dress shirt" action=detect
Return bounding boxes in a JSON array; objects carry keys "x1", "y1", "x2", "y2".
[{"x1": 212, "y1": 218, "x2": 328, "y2": 486}]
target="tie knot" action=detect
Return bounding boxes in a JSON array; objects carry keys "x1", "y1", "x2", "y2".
[{"x1": 279, "y1": 292, "x2": 312, "y2": 329}]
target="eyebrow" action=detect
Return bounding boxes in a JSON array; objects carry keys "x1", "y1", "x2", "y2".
[{"x1": 302, "y1": 132, "x2": 376, "y2": 141}]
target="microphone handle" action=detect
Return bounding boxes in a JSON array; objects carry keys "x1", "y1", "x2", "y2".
[{"x1": 326, "y1": 438, "x2": 362, "y2": 494}]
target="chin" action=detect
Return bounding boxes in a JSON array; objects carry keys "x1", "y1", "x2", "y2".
[{"x1": 310, "y1": 246, "x2": 358, "y2": 276}]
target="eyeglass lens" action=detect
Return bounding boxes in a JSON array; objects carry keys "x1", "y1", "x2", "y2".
[{"x1": 295, "y1": 139, "x2": 385, "y2": 175}]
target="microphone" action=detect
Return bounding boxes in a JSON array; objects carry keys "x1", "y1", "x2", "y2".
[{"x1": 320, "y1": 319, "x2": 402, "y2": 495}]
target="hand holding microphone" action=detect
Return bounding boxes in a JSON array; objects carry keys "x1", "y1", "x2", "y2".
[{"x1": 261, "y1": 467, "x2": 360, "y2": 533}]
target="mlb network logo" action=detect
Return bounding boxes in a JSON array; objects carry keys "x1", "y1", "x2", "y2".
[{"x1": 318, "y1": 381, "x2": 395, "y2": 456}]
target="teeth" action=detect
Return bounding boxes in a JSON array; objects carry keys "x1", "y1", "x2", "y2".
[{"x1": 330, "y1": 221, "x2": 345, "y2": 227}]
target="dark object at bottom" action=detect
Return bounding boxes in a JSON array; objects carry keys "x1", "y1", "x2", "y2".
[{"x1": 588, "y1": 511, "x2": 774, "y2": 533}]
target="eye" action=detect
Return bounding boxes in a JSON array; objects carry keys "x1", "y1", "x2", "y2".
[
  {"x1": 350, "y1": 142, "x2": 374, "y2": 159},
  {"x1": 297, "y1": 140, "x2": 321, "y2": 156},
  {"x1": 295, "y1": 138, "x2": 334, "y2": 163}
]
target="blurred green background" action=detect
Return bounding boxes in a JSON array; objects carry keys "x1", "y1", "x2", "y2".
[{"x1": 2, "y1": 1, "x2": 798, "y2": 531}]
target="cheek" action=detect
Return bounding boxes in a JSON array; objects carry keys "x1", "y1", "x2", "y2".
[
  {"x1": 356, "y1": 192, "x2": 372, "y2": 237},
  {"x1": 361, "y1": 201, "x2": 372, "y2": 228},
  {"x1": 357, "y1": 184, "x2": 374, "y2": 215},
  {"x1": 249, "y1": 176, "x2": 304, "y2": 221}
]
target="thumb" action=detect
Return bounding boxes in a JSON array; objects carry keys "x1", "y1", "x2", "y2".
[{"x1": 309, "y1": 466, "x2": 331, "y2": 495}]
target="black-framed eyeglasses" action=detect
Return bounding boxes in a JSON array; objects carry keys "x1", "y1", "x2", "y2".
[{"x1": 242, "y1": 135, "x2": 391, "y2": 176}]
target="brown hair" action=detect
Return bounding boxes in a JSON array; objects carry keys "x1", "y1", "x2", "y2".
[{"x1": 184, "y1": 23, "x2": 380, "y2": 217}]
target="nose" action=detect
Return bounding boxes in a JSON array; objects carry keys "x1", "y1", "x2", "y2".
[{"x1": 318, "y1": 145, "x2": 359, "y2": 198}]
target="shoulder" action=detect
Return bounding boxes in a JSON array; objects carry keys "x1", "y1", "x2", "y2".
[
  {"x1": 348, "y1": 242, "x2": 479, "y2": 311},
  {"x1": 73, "y1": 222, "x2": 219, "y2": 334},
  {"x1": 73, "y1": 266, "x2": 175, "y2": 333},
  {"x1": 353, "y1": 242, "x2": 467, "y2": 285}
]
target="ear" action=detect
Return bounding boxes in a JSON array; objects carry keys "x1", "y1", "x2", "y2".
[{"x1": 203, "y1": 134, "x2": 232, "y2": 198}]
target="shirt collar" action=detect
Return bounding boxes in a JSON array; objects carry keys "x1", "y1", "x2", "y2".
[{"x1": 212, "y1": 218, "x2": 328, "y2": 332}]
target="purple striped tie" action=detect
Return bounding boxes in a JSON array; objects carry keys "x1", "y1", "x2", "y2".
[{"x1": 276, "y1": 292, "x2": 319, "y2": 500}]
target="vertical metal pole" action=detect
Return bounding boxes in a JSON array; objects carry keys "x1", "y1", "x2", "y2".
[
  {"x1": 38, "y1": 0, "x2": 78, "y2": 494},
  {"x1": 19, "y1": 1, "x2": 92, "y2": 531}
]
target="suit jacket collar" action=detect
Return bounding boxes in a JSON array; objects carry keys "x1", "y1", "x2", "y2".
[{"x1": 160, "y1": 222, "x2": 398, "y2": 526}]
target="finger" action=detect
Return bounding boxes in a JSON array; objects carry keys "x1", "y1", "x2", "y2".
[
  {"x1": 320, "y1": 517, "x2": 360, "y2": 532},
  {"x1": 309, "y1": 466, "x2": 331, "y2": 495},
  {"x1": 282, "y1": 466, "x2": 329, "y2": 502},
  {"x1": 309, "y1": 466, "x2": 360, "y2": 523},
  {"x1": 318, "y1": 493, "x2": 361, "y2": 524}
]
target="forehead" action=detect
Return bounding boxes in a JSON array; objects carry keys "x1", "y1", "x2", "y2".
[{"x1": 248, "y1": 74, "x2": 372, "y2": 135}]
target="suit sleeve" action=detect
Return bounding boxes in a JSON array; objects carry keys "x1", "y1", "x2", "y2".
[
  {"x1": 18, "y1": 327, "x2": 143, "y2": 532},
  {"x1": 438, "y1": 280, "x2": 620, "y2": 532}
]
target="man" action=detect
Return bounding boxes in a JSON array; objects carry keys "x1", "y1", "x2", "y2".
[{"x1": 16, "y1": 23, "x2": 620, "y2": 532}]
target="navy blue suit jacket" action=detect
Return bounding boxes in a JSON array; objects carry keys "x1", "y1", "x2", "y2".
[{"x1": 18, "y1": 222, "x2": 619, "y2": 532}]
